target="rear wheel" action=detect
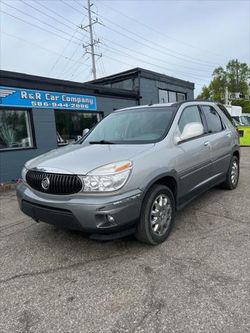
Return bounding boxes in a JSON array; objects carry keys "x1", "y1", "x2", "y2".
[
  {"x1": 221, "y1": 156, "x2": 239, "y2": 190},
  {"x1": 135, "y1": 184, "x2": 175, "y2": 245}
]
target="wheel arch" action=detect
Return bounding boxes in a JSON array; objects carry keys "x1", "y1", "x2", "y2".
[
  {"x1": 141, "y1": 172, "x2": 178, "y2": 207},
  {"x1": 232, "y1": 149, "x2": 240, "y2": 161}
]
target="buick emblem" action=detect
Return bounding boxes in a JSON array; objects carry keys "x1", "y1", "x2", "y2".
[{"x1": 41, "y1": 176, "x2": 50, "y2": 191}]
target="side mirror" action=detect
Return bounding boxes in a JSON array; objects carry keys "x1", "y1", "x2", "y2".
[
  {"x1": 82, "y1": 128, "x2": 90, "y2": 137},
  {"x1": 175, "y1": 122, "x2": 204, "y2": 143}
]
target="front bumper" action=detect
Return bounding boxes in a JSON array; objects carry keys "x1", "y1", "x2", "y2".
[{"x1": 16, "y1": 183, "x2": 142, "y2": 234}]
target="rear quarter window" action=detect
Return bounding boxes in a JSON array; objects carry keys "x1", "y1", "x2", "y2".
[{"x1": 217, "y1": 104, "x2": 235, "y2": 127}]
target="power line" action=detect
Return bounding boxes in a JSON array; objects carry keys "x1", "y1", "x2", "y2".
[
  {"x1": 57, "y1": 43, "x2": 83, "y2": 78},
  {"x1": 1, "y1": 8, "x2": 88, "y2": 78},
  {"x1": 60, "y1": 0, "x2": 88, "y2": 16},
  {"x1": 2, "y1": 31, "x2": 90, "y2": 71},
  {"x1": 20, "y1": 0, "x2": 82, "y2": 37},
  {"x1": 104, "y1": 52, "x2": 205, "y2": 87},
  {"x1": 94, "y1": 34, "x2": 106, "y2": 76},
  {"x1": 102, "y1": 52, "x2": 204, "y2": 86},
  {"x1": 0, "y1": 9, "x2": 82, "y2": 46},
  {"x1": 59, "y1": 0, "x2": 102, "y2": 79},
  {"x1": 100, "y1": 36, "x2": 211, "y2": 74},
  {"x1": 49, "y1": 28, "x2": 82, "y2": 75},
  {"x1": 66, "y1": 0, "x2": 217, "y2": 78},
  {"x1": 48, "y1": 18, "x2": 86, "y2": 75},
  {"x1": 95, "y1": 0, "x2": 225, "y2": 60},
  {"x1": 69, "y1": 56, "x2": 90, "y2": 80},
  {"x1": 1, "y1": 1, "x2": 208, "y2": 86},
  {"x1": 1, "y1": 1, "x2": 83, "y2": 43},
  {"x1": 61, "y1": 0, "x2": 211, "y2": 81},
  {"x1": 101, "y1": 44, "x2": 209, "y2": 82},
  {"x1": 1, "y1": 6, "x2": 92, "y2": 80},
  {"x1": 49, "y1": 0, "x2": 102, "y2": 80},
  {"x1": 61, "y1": 57, "x2": 83, "y2": 78},
  {"x1": 20, "y1": 0, "x2": 88, "y2": 75},
  {"x1": 1, "y1": 24, "x2": 205, "y2": 88},
  {"x1": 61, "y1": 55, "x2": 85, "y2": 78},
  {"x1": 100, "y1": 11, "x2": 218, "y2": 66},
  {"x1": 35, "y1": 0, "x2": 84, "y2": 31},
  {"x1": 2, "y1": 31, "x2": 91, "y2": 82},
  {"x1": 100, "y1": 22, "x2": 215, "y2": 69},
  {"x1": 53, "y1": 0, "x2": 211, "y2": 81},
  {"x1": 73, "y1": 0, "x2": 218, "y2": 67},
  {"x1": 73, "y1": 67, "x2": 92, "y2": 82},
  {"x1": 61, "y1": 0, "x2": 210, "y2": 79}
]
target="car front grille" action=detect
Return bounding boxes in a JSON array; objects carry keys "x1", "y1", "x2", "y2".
[{"x1": 26, "y1": 170, "x2": 82, "y2": 195}]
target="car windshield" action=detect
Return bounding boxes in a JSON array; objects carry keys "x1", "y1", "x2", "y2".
[
  {"x1": 240, "y1": 116, "x2": 250, "y2": 126},
  {"x1": 81, "y1": 107, "x2": 176, "y2": 144}
]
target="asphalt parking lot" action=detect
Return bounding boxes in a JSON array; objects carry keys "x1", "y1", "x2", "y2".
[{"x1": 0, "y1": 148, "x2": 249, "y2": 333}]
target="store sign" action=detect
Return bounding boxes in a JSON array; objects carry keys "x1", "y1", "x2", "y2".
[{"x1": 0, "y1": 86, "x2": 97, "y2": 111}]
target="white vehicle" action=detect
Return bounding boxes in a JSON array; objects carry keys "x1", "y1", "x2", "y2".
[
  {"x1": 225, "y1": 105, "x2": 242, "y2": 117},
  {"x1": 233, "y1": 114, "x2": 250, "y2": 126}
]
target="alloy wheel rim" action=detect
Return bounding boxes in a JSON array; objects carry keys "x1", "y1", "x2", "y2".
[
  {"x1": 231, "y1": 161, "x2": 239, "y2": 185},
  {"x1": 150, "y1": 194, "x2": 172, "y2": 236}
]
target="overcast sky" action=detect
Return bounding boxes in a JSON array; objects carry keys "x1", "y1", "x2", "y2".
[{"x1": 1, "y1": 0, "x2": 249, "y2": 95}]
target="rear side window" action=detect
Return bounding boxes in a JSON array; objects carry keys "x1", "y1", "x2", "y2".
[
  {"x1": 201, "y1": 106, "x2": 224, "y2": 133},
  {"x1": 178, "y1": 106, "x2": 203, "y2": 134}
]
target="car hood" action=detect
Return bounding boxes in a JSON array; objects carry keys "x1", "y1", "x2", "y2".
[{"x1": 26, "y1": 143, "x2": 154, "y2": 175}]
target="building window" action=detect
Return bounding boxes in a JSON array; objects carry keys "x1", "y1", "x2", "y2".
[
  {"x1": 55, "y1": 110, "x2": 101, "y2": 145},
  {"x1": 0, "y1": 109, "x2": 34, "y2": 150},
  {"x1": 168, "y1": 91, "x2": 177, "y2": 102},
  {"x1": 158, "y1": 89, "x2": 186, "y2": 103},
  {"x1": 159, "y1": 89, "x2": 169, "y2": 103},
  {"x1": 177, "y1": 92, "x2": 186, "y2": 101}
]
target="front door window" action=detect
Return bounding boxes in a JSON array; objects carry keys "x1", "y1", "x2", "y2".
[{"x1": 178, "y1": 105, "x2": 203, "y2": 136}]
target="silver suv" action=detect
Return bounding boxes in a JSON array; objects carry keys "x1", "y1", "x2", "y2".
[{"x1": 17, "y1": 101, "x2": 240, "y2": 245}]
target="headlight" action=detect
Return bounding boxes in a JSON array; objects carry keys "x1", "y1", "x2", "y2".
[
  {"x1": 21, "y1": 166, "x2": 28, "y2": 181},
  {"x1": 82, "y1": 161, "x2": 132, "y2": 192}
]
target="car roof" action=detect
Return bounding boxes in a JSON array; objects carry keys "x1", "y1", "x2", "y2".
[{"x1": 115, "y1": 100, "x2": 218, "y2": 112}]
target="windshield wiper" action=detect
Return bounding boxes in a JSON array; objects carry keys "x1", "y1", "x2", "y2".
[{"x1": 89, "y1": 140, "x2": 115, "y2": 144}]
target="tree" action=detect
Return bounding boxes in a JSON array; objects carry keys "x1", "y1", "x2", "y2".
[{"x1": 197, "y1": 59, "x2": 250, "y2": 103}]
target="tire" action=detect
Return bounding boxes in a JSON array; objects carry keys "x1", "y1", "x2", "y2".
[
  {"x1": 135, "y1": 184, "x2": 175, "y2": 245},
  {"x1": 221, "y1": 156, "x2": 239, "y2": 190}
]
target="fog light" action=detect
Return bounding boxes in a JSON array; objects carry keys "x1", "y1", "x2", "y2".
[
  {"x1": 96, "y1": 213, "x2": 117, "y2": 229},
  {"x1": 107, "y1": 214, "x2": 115, "y2": 223}
]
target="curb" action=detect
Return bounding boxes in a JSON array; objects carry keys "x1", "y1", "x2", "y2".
[{"x1": 0, "y1": 183, "x2": 17, "y2": 193}]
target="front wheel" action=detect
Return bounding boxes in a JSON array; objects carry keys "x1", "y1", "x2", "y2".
[
  {"x1": 135, "y1": 184, "x2": 175, "y2": 245},
  {"x1": 221, "y1": 156, "x2": 239, "y2": 190}
]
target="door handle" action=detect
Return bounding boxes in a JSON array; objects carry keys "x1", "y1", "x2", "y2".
[{"x1": 204, "y1": 141, "x2": 210, "y2": 146}]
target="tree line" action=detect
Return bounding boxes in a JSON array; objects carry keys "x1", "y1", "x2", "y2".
[{"x1": 197, "y1": 59, "x2": 250, "y2": 113}]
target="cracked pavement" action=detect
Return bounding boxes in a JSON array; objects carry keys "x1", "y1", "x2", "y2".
[{"x1": 0, "y1": 148, "x2": 249, "y2": 333}]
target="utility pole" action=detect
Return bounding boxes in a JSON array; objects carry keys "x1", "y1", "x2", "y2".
[
  {"x1": 80, "y1": 0, "x2": 102, "y2": 80},
  {"x1": 87, "y1": 0, "x2": 96, "y2": 80},
  {"x1": 224, "y1": 86, "x2": 229, "y2": 105}
]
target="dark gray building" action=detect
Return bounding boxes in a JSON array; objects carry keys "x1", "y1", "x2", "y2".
[
  {"x1": 0, "y1": 68, "x2": 194, "y2": 182},
  {"x1": 88, "y1": 67, "x2": 194, "y2": 105}
]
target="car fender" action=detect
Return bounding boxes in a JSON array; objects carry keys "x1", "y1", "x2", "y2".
[{"x1": 139, "y1": 168, "x2": 179, "y2": 202}]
